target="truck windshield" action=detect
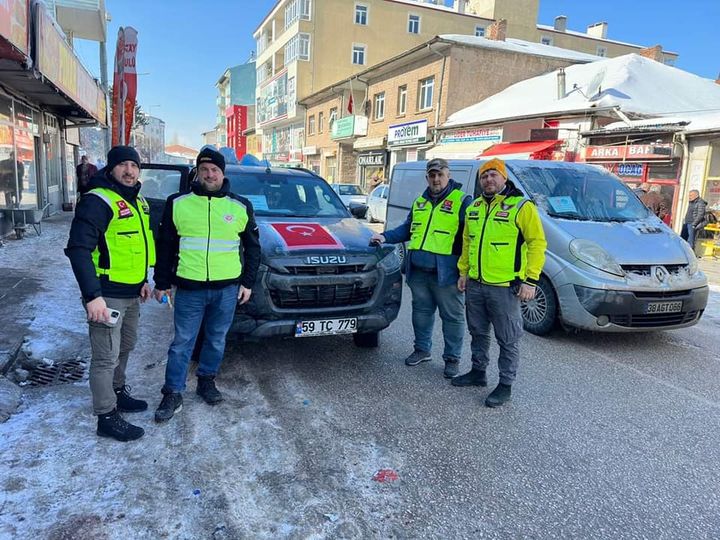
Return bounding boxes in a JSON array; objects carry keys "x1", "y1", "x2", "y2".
[
  {"x1": 226, "y1": 172, "x2": 349, "y2": 218},
  {"x1": 510, "y1": 164, "x2": 651, "y2": 222}
]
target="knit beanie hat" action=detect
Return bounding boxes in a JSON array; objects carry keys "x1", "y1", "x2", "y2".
[
  {"x1": 479, "y1": 158, "x2": 507, "y2": 179},
  {"x1": 107, "y1": 145, "x2": 141, "y2": 170},
  {"x1": 196, "y1": 147, "x2": 225, "y2": 172}
]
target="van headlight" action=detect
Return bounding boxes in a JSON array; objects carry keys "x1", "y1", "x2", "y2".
[
  {"x1": 378, "y1": 245, "x2": 402, "y2": 273},
  {"x1": 569, "y1": 239, "x2": 624, "y2": 277},
  {"x1": 680, "y1": 239, "x2": 699, "y2": 275}
]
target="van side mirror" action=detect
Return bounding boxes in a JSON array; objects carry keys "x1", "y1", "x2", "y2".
[{"x1": 349, "y1": 202, "x2": 367, "y2": 219}]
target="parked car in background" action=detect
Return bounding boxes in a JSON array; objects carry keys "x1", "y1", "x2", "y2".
[
  {"x1": 330, "y1": 183, "x2": 367, "y2": 208},
  {"x1": 387, "y1": 160, "x2": 708, "y2": 335},
  {"x1": 366, "y1": 183, "x2": 389, "y2": 223}
]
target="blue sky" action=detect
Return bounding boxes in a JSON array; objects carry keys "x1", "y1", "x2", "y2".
[{"x1": 74, "y1": 0, "x2": 718, "y2": 149}]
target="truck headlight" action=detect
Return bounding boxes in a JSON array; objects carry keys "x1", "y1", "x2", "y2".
[
  {"x1": 569, "y1": 239, "x2": 624, "y2": 277},
  {"x1": 679, "y1": 239, "x2": 699, "y2": 275},
  {"x1": 378, "y1": 245, "x2": 401, "y2": 273}
]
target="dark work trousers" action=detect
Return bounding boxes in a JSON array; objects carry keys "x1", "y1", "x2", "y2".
[{"x1": 465, "y1": 279, "x2": 523, "y2": 385}]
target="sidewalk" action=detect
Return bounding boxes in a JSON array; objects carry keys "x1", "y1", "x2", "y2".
[{"x1": 699, "y1": 257, "x2": 720, "y2": 290}]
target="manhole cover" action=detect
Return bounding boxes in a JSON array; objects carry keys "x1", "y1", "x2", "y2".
[{"x1": 28, "y1": 359, "x2": 88, "y2": 387}]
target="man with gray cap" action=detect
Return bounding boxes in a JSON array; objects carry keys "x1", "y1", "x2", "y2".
[{"x1": 371, "y1": 158, "x2": 471, "y2": 377}]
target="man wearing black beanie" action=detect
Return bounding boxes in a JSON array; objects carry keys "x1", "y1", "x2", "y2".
[
  {"x1": 152, "y1": 146, "x2": 260, "y2": 423},
  {"x1": 65, "y1": 144, "x2": 154, "y2": 442}
]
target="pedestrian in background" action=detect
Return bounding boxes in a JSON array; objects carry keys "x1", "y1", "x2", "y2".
[
  {"x1": 454, "y1": 158, "x2": 546, "y2": 408},
  {"x1": 639, "y1": 183, "x2": 669, "y2": 221},
  {"x1": 371, "y1": 158, "x2": 471, "y2": 378},
  {"x1": 681, "y1": 189, "x2": 708, "y2": 250},
  {"x1": 65, "y1": 145, "x2": 154, "y2": 441},
  {"x1": 152, "y1": 147, "x2": 261, "y2": 423},
  {"x1": 76, "y1": 155, "x2": 98, "y2": 195}
]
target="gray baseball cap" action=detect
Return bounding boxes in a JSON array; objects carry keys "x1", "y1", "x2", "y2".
[{"x1": 426, "y1": 158, "x2": 449, "y2": 172}]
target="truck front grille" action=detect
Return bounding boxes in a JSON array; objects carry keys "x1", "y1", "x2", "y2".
[
  {"x1": 609, "y1": 310, "x2": 702, "y2": 328},
  {"x1": 270, "y1": 284, "x2": 374, "y2": 308},
  {"x1": 285, "y1": 264, "x2": 365, "y2": 275}
]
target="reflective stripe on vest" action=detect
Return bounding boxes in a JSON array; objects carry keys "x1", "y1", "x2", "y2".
[
  {"x1": 407, "y1": 189, "x2": 465, "y2": 255},
  {"x1": 173, "y1": 193, "x2": 249, "y2": 282},
  {"x1": 465, "y1": 195, "x2": 528, "y2": 284},
  {"x1": 87, "y1": 187, "x2": 156, "y2": 284}
]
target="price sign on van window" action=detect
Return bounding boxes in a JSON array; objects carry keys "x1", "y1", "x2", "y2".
[
  {"x1": 547, "y1": 196, "x2": 578, "y2": 214},
  {"x1": 617, "y1": 163, "x2": 644, "y2": 177}
]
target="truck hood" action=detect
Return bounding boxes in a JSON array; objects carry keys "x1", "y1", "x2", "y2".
[
  {"x1": 554, "y1": 219, "x2": 689, "y2": 265},
  {"x1": 256, "y1": 216, "x2": 376, "y2": 256}
]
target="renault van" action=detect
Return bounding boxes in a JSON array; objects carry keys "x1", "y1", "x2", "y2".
[{"x1": 386, "y1": 160, "x2": 708, "y2": 334}]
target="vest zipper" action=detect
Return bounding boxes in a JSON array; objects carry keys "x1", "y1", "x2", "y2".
[
  {"x1": 477, "y1": 198, "x2": 498, "y2": 280},
  {"x1": 206, "y1": 197, "x2": 211, "y2": 281}
]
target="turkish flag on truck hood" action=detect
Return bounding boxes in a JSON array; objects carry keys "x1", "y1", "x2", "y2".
[{"x1": 270, "y1": 223, "x2": 342, "y2": 250}]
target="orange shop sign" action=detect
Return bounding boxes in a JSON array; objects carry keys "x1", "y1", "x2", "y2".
[{"x1": 584, "y1": 144, "x2": 673, "y2": 160}]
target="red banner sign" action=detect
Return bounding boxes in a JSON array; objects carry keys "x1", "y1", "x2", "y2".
[
  {"x1": 584, "y1": 144, "x2": 673, "y2": 161},
  {"x1": 271, "y1": 223, "x2": 342, "y2": 250}
]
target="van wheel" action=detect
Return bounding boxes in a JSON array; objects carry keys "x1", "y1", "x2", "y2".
[
  {"x1": 353, "y1": 331, "x2": 379, "y2": 348},
  {"x1": 521, "y1": 275, "x2": 557, "y2": 336}
]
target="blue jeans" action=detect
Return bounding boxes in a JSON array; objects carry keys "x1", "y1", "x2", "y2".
[
  {"x1": 682, "y1": 224, "x2": 696, "y2": 249},
  {"x1": 163, "y1": 284, "x2": 239, "y2": 393},
  {"x1": 407, "y1": 268, "x2": 465, "y2": 361}
]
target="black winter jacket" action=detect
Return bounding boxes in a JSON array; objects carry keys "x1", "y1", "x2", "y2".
[
  {"x1": 684, "y1": 197, "x2": 708, "y2": 230},
  {"x1": 153, "y1": 179, "x2": 261, "y2": 291},
  {"x1": 64, "y1": 169, "x2": 149, "y2": 301}
]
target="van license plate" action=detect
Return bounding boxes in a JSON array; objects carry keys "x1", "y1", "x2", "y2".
[
  {"x1": 646, "y1": 301, "x2": 682, "y2": 314},
  {"x1": 296, "y1": 318, "x2": 357, "y2": 337}
]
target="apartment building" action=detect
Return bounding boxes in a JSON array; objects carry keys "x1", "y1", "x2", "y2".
[
  {"x1": 300, "y1": 29, "x2": 598, "y2": 186},
  {"x1": 215, "y1": 62, "x2": 256, "y2": 147},
  {"x1": 253, "y1": 0, "x2": 678, "y2": 166}
]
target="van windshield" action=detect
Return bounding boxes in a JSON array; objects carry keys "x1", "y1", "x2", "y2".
[
  {"x1": 226, "y1": 172, "x2": 349, "y2": 218},
  {"x1": 334, "y1": 184, "x2": 364, "y2": 196},
  {"x1": 510, "y1": 164, "x2": 651, "y2": 222}
]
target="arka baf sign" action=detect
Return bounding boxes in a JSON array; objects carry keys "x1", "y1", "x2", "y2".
[{"x1": 388, "y1": 120, "x2": 428, "y2": 146}]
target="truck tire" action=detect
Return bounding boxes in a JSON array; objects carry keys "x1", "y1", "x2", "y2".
[
  {"x1": 353, "y1": 331, "x2": 379, "y2": 348},
  {"x1": 521, "y1": 275, "x2": 558, "y2": 336}
]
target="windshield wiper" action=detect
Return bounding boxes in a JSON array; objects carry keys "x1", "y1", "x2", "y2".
[{"x1": 546, "y1": 211, "x2": 591, "y2": 221}]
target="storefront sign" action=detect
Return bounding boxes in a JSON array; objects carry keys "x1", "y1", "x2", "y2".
[
  {"x1": 302, "y1": 146, "x2": 318, "y2": 155},
  {"x1": 35, "y1": 5, "x2": 107, "y2": 125},
  {"x1": 257, "y1": 69, "x2": 289, "y2": 125},
  {"x1": 0, "y1": 0, "x2": 29, "y2": 56},
  {"x1": 358, "y1": 152, "x2": 385, "y2": 167},
  {"x1": 438, "y1": 127, "x2": 502, "y2": 144},
  {"x1": 388, "y1": 120, "x2": 428, "y2": 146},
  {"x1": 585, "y1": 144, "x2": 673, "y2": 160},
  {"x1": 331, "y1": 115, "x2": 367, "y2": 140},
  {"x1": 617, "y1": 163, "x2": 644, "y2": 177}
]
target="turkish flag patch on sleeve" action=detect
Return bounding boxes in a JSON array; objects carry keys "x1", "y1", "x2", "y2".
[{"x1": 271, "y1": 223, "x2": 342, "y2": 249}]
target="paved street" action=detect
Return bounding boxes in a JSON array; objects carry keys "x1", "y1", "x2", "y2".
[{"x1": 1, "y1": 215, "x2": 720, "y2": 538}]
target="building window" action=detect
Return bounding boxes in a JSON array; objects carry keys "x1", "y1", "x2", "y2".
[
  {"x1": 475, "y1": 25, "x2": 485, "y2": 37},
  {"x1": 318, "y1": 111, "x2": 324, "y2": 133},
  {"x1": 397, "y1": 85, "x2": 407, "y2": 116},
  {"x1": 329, "y1": 107, "x2": 338, "y2": 129},
  {"x1": 540, "y1": 35, "x2": 553, "y2": 46},
  {"x1": 352, "y1": 44, "x2": 366, "y2": 65},
  {"x1": 308, "y1": 115, "x2": 316, "y2": 135},
  {"x1": 373, "y1": 92, "x2": 385, "y2": 120},
  {"x1": 285, "y1": 0, "x2": 311, "y2": 29},
  {"x1": 596, "y1": 46, "x2": 607, "y2": 57},
  {"x1": 418, "y1": 76, "x2": 434, "y2": 111},
  {"x1": 355, "y1": 4, "x2": 368, "y2": 25},
  {"x1": 408, "y1": 14, "x2": 420, "y2": 34},
  {"x1": 284, "y1": 33, "x2": 311, "y2": 64}
]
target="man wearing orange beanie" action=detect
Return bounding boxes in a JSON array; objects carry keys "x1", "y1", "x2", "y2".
[{"x1": 454, "y1": 158, "x2": 546, "y2": 407}]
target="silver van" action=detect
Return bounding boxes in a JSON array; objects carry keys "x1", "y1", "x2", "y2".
[{"x1": 386, "y1": 160, "x2": 709, "y2": 334}]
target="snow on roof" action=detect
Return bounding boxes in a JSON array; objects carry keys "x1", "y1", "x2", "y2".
[
  {"x1": 443, "y1": 54, "x2": 720, "y2": 129},
  {"x1": 440, "y1": 34, "x2": 601, "y2": 62},
  {"x1": 535, "y1": 24, "x2": 677, "y2": 52}
]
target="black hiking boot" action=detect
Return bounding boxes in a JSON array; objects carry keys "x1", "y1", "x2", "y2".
[
  {"x1": 196, "y1": 376, "x2": 223, "y2": 405},
  {"x1": 97, "y1": 409, "x2": 144, "y2": 441},
  {"x1": 154, "y1": 391, "x2": 183, "y2": 423},
  {"x1": 451, "y1": 367, "x2": 487, "y2": 387},
  {"x1": 485, "y1": 383, "x2": 512, "y2": 408},
  {"x1": 114, "y1": 385, "x2": 148, "y2": 413}
]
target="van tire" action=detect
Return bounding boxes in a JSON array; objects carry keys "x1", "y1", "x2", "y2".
[
  {"x1": 521, "y1": 275, "x2": 557, "y2": 336},
  {"x1": 353, "y1": 331, "x2": 379, "y2": 348}
]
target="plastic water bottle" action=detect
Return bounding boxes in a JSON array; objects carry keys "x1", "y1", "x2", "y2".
[{"x1": 161, "y1": 293, "x2": 173, "y2": 309}]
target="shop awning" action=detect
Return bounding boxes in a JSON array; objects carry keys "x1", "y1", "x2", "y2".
[{"x1": 479, "y1": 140, "x2": 560, "y2": 160}]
